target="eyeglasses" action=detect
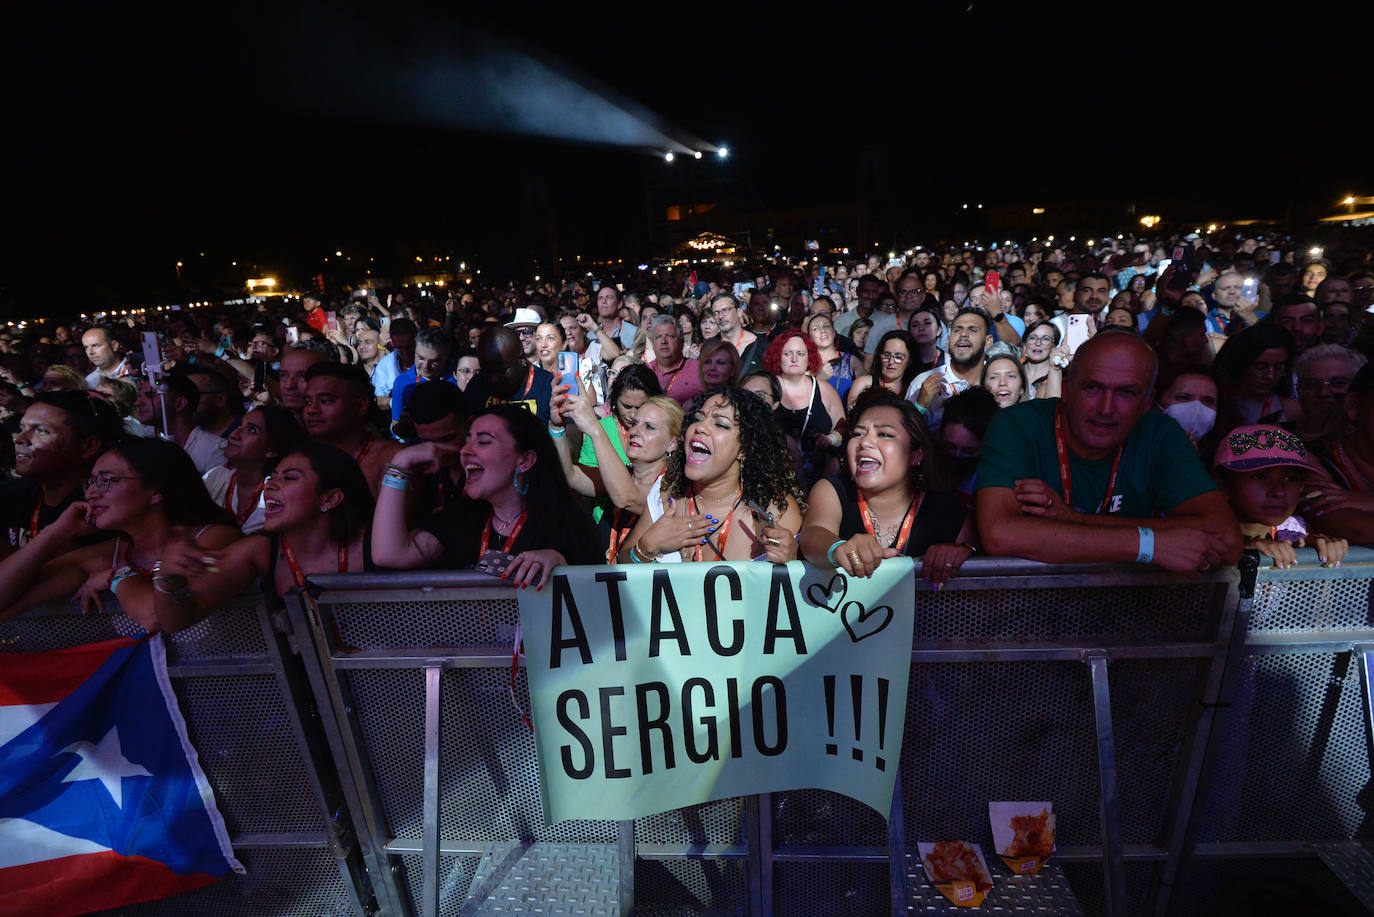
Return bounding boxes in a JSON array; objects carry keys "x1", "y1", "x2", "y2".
[
  {"x1": 1297, "y1": 377, "x2": 1352, "y2": 394},
  {"x1": 515, "y1": 327, "x2": 535, "y2": 337},
  {"x1": 1025, "y1": 335, "x2": 1056, "y2": 345},
  {"x1": 879, "y1": 352, "x2": 908, "y2": 364},
  {"x1": 84, "y1": 473, "x2": 144, "y2": 492},
  {"x1": 710, "y1": 305, "x2": 736, "y2": 319}
]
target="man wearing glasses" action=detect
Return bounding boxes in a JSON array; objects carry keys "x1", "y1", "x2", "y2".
[
  {"x1": 866, "y1": 272, "x2": 930, "y2": 358},
  {"x1": 504, "y1": 308, "x2": 543, "y2": 365},
  {"x1": 706, "y1": 294, "x2": 763, "y2": 377},
  {"x1": 1288, "y1": 345, "x2": 1364, "y2": 443}
]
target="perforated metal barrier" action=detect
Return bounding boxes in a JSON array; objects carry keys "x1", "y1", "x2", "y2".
[{"x1": 5, "y1": 549, "x2": 1373, "y2": 917}]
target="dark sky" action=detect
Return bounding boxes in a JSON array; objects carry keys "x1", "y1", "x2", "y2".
[{"x1": 7, "y1": 0, "x2": 1364, "y2": 313}]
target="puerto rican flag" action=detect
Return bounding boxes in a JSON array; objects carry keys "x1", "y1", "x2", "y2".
[{"x1": 0, "y1": 635, "x2": 244, "y2": 917}]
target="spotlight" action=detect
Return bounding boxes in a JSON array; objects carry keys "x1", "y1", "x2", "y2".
[
  {"x1": 717, "y1": 146, "x2": 729, "y2": 159},
  {"x1": 664, "y1": 151, "x2": 675, "y2": 163},
  {"x1": 693, "y1": 150, "x2": 702, "y2": 160}
]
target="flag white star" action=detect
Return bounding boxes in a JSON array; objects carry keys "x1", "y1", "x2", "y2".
[{"x1": 59, "y1": 726, "x2": 151, "y2": 809}]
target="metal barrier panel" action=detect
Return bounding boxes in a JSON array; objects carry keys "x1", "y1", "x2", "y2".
[
  {"x1": 291, "y1": 573, "x2": 751, "y2": 916},
  {"x1": 1195, "y1": 547, "x2": 1374, "y2": 847},
  {"x1": 0, "y1": 598, "x2": 371, "y2": 917},
  {"x1": 766, "y1": 561, "x2": 1237, "y2": 917}
]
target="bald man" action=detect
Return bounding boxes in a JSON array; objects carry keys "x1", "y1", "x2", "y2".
[
  {"x1": 461, "y1": 326, "x2": 555, "y2": 421},
  {"x1": 976, "y1": 331, "x2": 1241, "y2": 573}
]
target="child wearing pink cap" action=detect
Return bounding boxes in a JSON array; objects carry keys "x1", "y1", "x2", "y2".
[{"x1": 1213, "y1": 425, "x2": 1348, "y2": 569}]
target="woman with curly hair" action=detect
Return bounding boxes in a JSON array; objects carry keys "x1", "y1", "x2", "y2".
[
  {"x1": 618, "y1": 388, "x2": 804, "y2": 564},
  {"x1": 801, "y1": 390, "x2": 975, "y2": 589},
  {"x1": 765, "y1": 330, "x2": 845, "y2": 487}
]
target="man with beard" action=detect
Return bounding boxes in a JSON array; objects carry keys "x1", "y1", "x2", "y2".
[
  {"x1": 906, "y1": 307, "x2": 992, "y2": 434},
  {"x1": 135, "y1": 370, "x2": 226, "y2": 474},
  {"x1": 302, "y1": 362, "x2": 400, "y2": 497},
  {"x1": 591, "y1": 285, "x2": 636, "y2": 358},
  {"x1": 976, "y1": 331, "x2": 1241, "y2": 573},
  {"x1": 1051, "y1": 272, "x2": 1111, "y2": 339},
  {"x1": 462, "y1": 326, "x2": 555, "y2": 421},
  {"x1": 185, "y1": 365, "x2": 240, "y2": 440},
  {"x1": 0, "y1": 391, "x2": 120, "y2": 557},
  {"x1": 1270, "y1": 295, "x2": 1324, "y2": 356}
]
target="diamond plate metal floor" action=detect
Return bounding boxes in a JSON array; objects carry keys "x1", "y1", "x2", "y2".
[
  {"x1": 460, "y1": 842, "x2": 621, "y2": 915},
  {"x1": 905, "y1": 849, "x2": 1084, "y2": 915},
  {"x1": 1314, "y1": 841, "x2": 1374, "y2": 913}
]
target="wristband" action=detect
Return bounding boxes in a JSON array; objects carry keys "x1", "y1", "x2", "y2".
[
  {"x1": 549, "y1": 427, "x2": 566, "y2": 439},
  {"x1": 215, "y1": 344, "x2": 227, "y2": 359},
  {"x1": 110, "y1": 565, "x2": 140, "y2": 594},
  {"x1": 826, "y1": 540, "x2": 847, "y2": 567},
  {"x1": 381, "y1": 473, "x2": 409, "y2": 492},
  {"x1": 913, "y1": 401, "x2": 928, "y2": 414},
  {"x1": 1135, "y1": 526, "x2": 1155, "y2": 564}
]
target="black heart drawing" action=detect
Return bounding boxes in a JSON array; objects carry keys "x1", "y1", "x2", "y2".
[
  {"x1": 806, "y1": 572, "x2": 848, "y2": 613},
  {"x1": 841, "y1": 600, "x2": 893, "y2": 642}
]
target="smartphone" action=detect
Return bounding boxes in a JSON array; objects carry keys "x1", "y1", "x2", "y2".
[
  {"x1": 253, "y1": 361, "x2": 268, "y2": 392},
  {"x1": 285, "y1": 327, "x2": 300, "y2": 345},
  {"x1": 814, "y1": 265, "x2": 827, "y2": 297},
  {"x1": 985, "y1": 270, "x2": 1001, "y2": 296},
  {"x1": 141, "y1": 332, "x2": 165, "y2": 383},
  {"x1": 326, "y1": 310, "x2": 338, "y2": 330},
  {"x1": 733, "y1": 281, "x2": 750, "y2": 299},
  {"x1": 747, "y1": 499, "x2": 775, "y2": 528},
  {"x1": 1270, "y1": 250, "x2": 1282, "y2": 264},
  {"x1": 1242, "y1": 277, "x2": 1258, "y2": 301},
  {"x1": 1064, "y1": 314, "x2": 1094, "y2": 355},
  {"x1": 557, "y1": 351, "x2": 579, "y2": 397}
]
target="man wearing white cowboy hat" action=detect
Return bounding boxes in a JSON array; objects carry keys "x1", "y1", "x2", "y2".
[{"x1": 505, "y1": 308, "x2": 542, "y2": 364}]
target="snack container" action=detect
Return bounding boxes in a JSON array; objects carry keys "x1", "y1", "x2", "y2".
[
  {"x1": 917, "y1": 841, "x2": 994, "y2": 907},
  {"x1": 989, "y1": 801, "x2": 1056, "y2": 875}
]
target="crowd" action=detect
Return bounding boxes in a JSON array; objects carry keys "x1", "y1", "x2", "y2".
[{"x1": 1, "y1": 228, "x2": 1371, "y2": 631}]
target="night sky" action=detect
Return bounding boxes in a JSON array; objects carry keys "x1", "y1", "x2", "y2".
[{"x1": 7, "y1": 1, "x2": 1365, "y2": 314}]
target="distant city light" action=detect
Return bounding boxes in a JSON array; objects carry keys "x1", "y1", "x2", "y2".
[
  {"x1": 1139, "y1": 215, "x2": 1161, "y2": 228},
  {"x1": 1032, "y1": 208, "x2": 1046, "y2": 215}
]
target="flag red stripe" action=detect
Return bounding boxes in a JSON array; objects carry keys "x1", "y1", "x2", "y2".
[
  {"x1": 0, "y1": 850, "x2": 224, "y2": 917},
  {"x1": 0, "y1": 637, "x2": 142, "y2": 706}
]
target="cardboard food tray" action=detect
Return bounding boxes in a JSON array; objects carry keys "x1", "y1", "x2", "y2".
[
  {"x1": 989, "y1": 801, "x2": 1056, "y2": 875},
  {"x1": 917, "y1": 841, "x2": 994, "y2": 907}
]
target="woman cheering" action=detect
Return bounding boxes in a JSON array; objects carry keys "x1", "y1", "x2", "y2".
[
  {"x1": 801, "y1": 391, "x2": 975, "y2": 588},
  {"x1": 619, "y1": 388, "x2": 804, "y2": 564},
  {"x1": 372, "y1": 404, "x2": 601, "y2": 587}
]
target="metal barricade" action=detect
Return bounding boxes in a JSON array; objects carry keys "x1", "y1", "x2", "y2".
[
  {"x1": 9, "y1": 548, "x2": 1373, "y2": 917},
  {"x1": 1174, "y1": 545, "x2": 1374, "y2": 915},
  {"x1": 0, "y1": 594, "x2": 375, "y2": 917}
]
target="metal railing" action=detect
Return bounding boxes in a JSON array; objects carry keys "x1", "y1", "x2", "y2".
[{"x1": 5, "y1": 547, "x2": 1372, "y2": 916}]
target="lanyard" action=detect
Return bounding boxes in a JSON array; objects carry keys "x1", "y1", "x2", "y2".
[
  {"x1": 281, "y1": 537, "x2": 348, "y2": 588},
  {"x1": 226, "y1": 472, "x2": 265, "y2": 526},
  {"x1": 29, "y1": 500, "x2": 41, "y2": 540},
  {"x1": 1332, "y1": 443, "x2": 1369, "y2": 495},
  {"x1": 480, "y1": 509, "x2": 528, "y2": 556},
  {"x1": 518, "y1": 367, "x2": 535, "y2": 401},
  {"x1": 1054, "y1": 405, "x2": 1123, "y2": 514},
  {"x1": 690, "y1": 490, "x2": 742, "y2": 561},
  {"x1": 354, "y1": 437, "x2": 375, "y2": 464},
  {"x1": 857, "y1": 491, "x2": 922, "y2": 551},
  {"x1": 606, "y1": 507, "x2": 637, "y2": 564},
  {"x1": 1259, "y1": 393, "x2": 1279, "y2": 420},
  {"x1": 660, "y1": 362, "x2": 685, "y2": 396}
]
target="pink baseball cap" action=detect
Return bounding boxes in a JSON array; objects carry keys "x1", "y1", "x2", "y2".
[{"x1": 1213, "y1": 425, "x2": 1321, "y2": 473}]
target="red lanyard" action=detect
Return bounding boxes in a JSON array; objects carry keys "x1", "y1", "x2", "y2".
[
  {"x1": 281, "y1": 537, "x2": 348, "y2": 588},
  {"x1": 857, "y1": 491, "x2": 922, "y2": 551},
  {"x1": 29, "y1": 500, "x2": 41, "y2": 540},
  {"x1": 354, "y1": 437, "x2": 375, "y2": 464},
  {"x1": 607, "y1": 508, "x2": 637, "y2": 564},
  {"x1": 518, "y1": 367, "x2": 535, "y2": 401},
  {"x1": 690, "y1": 490, "x2": 741, "y2": 561},
  {"x1": 226, "y1": 472, "x2": 264, "y2": 526},
  {"x1": 1054, "y1": 404, "x2": 1123, "y2": 514},
  {"x1": 1332, "y1": 443, "x2": 1369, "y2": 495},
  {"x1": 480, "y1": 510, "x2": 528, "y2": 556},
  {"x1": 661, "y1": 362, "x2": 685, "y2": 395},
  {"x1": 1259, "y1": 393, "x2": 1279, "y2": 420}
]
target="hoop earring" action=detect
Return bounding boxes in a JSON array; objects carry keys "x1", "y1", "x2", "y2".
[{"x1": 513, "y1": 469, "x2": 529, "y2": 495}]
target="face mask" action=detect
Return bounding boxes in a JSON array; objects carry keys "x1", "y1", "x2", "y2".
[{"x1": 1164, "y1": 400, "x2": 1217, "y2": 440}]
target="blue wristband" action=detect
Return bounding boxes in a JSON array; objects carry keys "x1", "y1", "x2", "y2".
[
  {"x1": 548, "y1": 427, "x2": 566, "y2": 439},
  {"x1": 381, "y1": 474, "x2": 409, "y2": 492},
  {"x1": 826, "y1": 540, "x2": 847, "y2": 567},
  {"x1": 1136, "y1": 526, "x2": 1154, "y2": 564}
]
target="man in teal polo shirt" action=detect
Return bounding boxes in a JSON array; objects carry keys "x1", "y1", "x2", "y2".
[{"x1": 976, "y1": 331, "x2": 1241, "y2": 573}]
